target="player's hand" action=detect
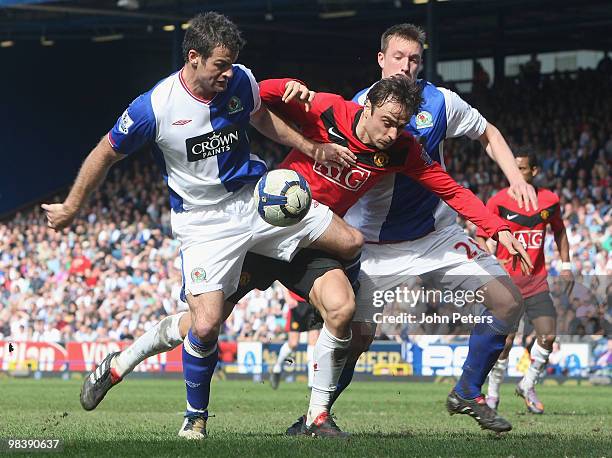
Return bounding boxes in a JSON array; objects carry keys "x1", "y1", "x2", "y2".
[
  {"x1": 311, "y1": 142, "x2": 357, "y2": 169},
  {"x1": 41, "y1": 202, "x2": 77, "y2": 232},
  {"x1": 507, "y1": 180, "x2": 538, "y2": 212},
  {"x1": 282, "y1": 80, "x2": 316, "y2": 112},
  {"x1": 496, "y1": 230, "x2": 533, "y2": 275}
]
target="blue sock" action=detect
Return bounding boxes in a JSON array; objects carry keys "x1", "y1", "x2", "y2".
[
  {"x1": 328, "y1": 358, "x2": 358, "y2": 409},
  {"x1": 454, "y1": 311, "x2": 508, "y2": 399},
  {"x1": 182, "y1": 330, "x2": 218, "y2": 416}
]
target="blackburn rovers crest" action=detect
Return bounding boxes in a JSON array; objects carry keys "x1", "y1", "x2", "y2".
[
  {"x1": 190, "y1": 267, "x2": 206, "y2": 283},
  {"x1": 415, "y1": 111, "x2": 433, "y2": 129},
  {"x1": 227, "y1": 96, "x2": 243, "y2": 114},
  {"x1": 373, "y1": 151, "x2": 390, "y2": 167}
]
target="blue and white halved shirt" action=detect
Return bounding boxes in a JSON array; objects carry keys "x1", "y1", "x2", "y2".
[{"x1": 108, "y1": 64, "x2": 266, "y2": 212}]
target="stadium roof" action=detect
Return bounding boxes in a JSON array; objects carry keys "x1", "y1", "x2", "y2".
[{"x1": 1, "y1": 0, "x2": 611, "y2": 60}]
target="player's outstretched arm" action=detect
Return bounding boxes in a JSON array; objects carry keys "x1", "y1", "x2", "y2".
[
  {"x1": 42, "y1": 137, "x2": 124, "y2": 231},
  {"x1": 251, "y1": 88, "x2": 356, "y2": 168},
  {"x1": 479, "y1": 122, "x2": 538, "y2": 211}
]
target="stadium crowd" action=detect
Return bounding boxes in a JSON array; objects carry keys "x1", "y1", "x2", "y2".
[{"x1": 0, "y1": 68, "x2": 610, "y2": 369}]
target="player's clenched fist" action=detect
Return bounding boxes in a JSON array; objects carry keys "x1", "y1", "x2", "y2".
[
  {"x1": 41, "y1": 202, "x2": 77, "y2": 232},
  {"x1": 282, "y1": 80, "x2": 316, "y2": 112},
  {"x1": 496, "y1": 230, "x2": 533, "y2": 275}
]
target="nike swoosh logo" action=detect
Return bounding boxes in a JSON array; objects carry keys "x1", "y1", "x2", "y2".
[
  {"x1": 328, "y1": 126, "x2": 345, "y2": 141},
  {"x1": 507, "y1": 214, "x2": 519, "y2": 220},
  {"x1": 295, "y1": 195, "x2": 302, "y2": 209}
]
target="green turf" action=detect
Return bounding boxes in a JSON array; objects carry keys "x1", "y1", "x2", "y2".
[{"x1": 0, "y1": 376, "x2": 610, "y2": 457}]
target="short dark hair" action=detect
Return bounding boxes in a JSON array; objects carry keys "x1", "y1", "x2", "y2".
[
  {"x1": 514, "y1": 148, "x2": 538, "y2": 168},
  {"x1": 182, "y1": 12, "x2": 245, "y2": 62},
  {"x1": 381, "y1": 23, "x2": 426, "y2": 53},
  {"x1": 366, "y1": 75, "x2": 423, "y2": 117}
]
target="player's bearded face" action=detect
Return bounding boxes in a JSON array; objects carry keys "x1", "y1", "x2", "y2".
[
  {"x1": 378, "y1": 37, "x2": 423, "y2": 81},
  {"x1": 365, "y1": 102, "x2": 410, "y2": 150},
  {"x1": 199, "y1": 46, "x2": 237, "y2": 93}
]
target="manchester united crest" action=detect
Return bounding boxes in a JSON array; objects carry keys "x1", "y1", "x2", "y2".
[
  {"x1": 373, "y1": 151, "x2": 390, "y2": 167},
  {"x1": 540, "y1": 209, "x2": 550, "y2": 220}
]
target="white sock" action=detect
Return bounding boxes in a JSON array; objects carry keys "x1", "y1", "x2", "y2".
[
  {"x1": 273, "y1": 342, "x2": 294, "y2": 374},
  {"x1": 112, "y1": 312, "x2": 186, "y2": 377},
  {"x1": 306, "y1": 344, "x2": 315, "y2": 388},
  {"x1": 487, "y1": 358, "x2": 508, "y2": 399},
  {"x1": 306, "y1": 325, "x2": 351, "y2": 426},
  {"x1": 522, "y1": 340, "x2": 551, "y2": 389}
]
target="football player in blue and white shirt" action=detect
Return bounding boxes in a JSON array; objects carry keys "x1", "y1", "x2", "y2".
[
  {"x1": 332, "y1": 24, "x2": 539, "y2": 433},
  {"x1": 43, "y1": 12, "x2": 363, "y2": 439}
]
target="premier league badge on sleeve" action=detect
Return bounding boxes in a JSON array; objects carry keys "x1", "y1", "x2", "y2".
[{"x1": 119, "y1": 110, "x2": 134, "y2": 134}]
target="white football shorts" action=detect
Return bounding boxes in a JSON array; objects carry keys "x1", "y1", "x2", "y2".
[
  {"x1": 353, "y1": 224, "x2": 508, "y2": 322},
  {"x1": 172, "y1": 184, "x2": 333, "y2": 298}
]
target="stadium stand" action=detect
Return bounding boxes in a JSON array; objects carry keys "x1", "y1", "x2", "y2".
[{"x1": 0, "y1": 68, "x2": 610, "y2": 367}]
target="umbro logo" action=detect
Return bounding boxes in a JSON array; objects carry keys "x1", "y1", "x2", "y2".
[{"x1": 173, "y1": 119, "x2": 192, "y2": 126}]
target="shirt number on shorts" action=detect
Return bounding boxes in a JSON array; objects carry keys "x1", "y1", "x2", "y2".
[{"x1": 454, "y1": 239, "x2": 484, "y2": 260}]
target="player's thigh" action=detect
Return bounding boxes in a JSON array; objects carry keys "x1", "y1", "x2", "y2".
[
  {"x1": 250, "y1": 199, "x2": 333, "y2": 262},
  {"x1": 309, "y1": 268, "x2": 355, "y2": 320},
  {"x1": 309, "y1": 213, "x2": 363, "y2": 260}
]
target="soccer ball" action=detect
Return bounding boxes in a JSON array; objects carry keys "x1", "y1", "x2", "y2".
[{"x1": 254, "y1": 169, "x2": 312, "y2": 227}]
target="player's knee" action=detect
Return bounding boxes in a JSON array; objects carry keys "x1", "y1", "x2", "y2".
[
  {"x1": 190, "y1": 316, "x2": 221, "y2": 342},
  {"x1": 540, "y1": 335, "x2": 556, "y2": 347},
  {"x1": 338, "y1": 226, "x2": 364, "y2": 260},
  {"x1": 324, "y1": 293, "x2": 355, "y2": 328},
  {"x1": 486, "y1": 280, "x2": 524, "y2": 326},
  {"x1": 349, "y1": 228, "x2": 364, "y2": 254},
  {"x1": 326, "y1": 305, "x2": 355, "y2": 329}
]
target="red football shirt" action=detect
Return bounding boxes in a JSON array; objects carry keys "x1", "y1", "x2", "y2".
[
  {"x1": 260, "y1": 79, "x2": 509, "y2": 238},
  {"x1": 476, "y1": 187, "x2": 564, "y2": 297}
]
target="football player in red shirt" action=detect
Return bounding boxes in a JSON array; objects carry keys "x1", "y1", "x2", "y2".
[
  {"x1": 475, "y1": 149, "x2": 572, "y2": 414},
  {"x1": 260, "y1": 77, "x2": 527, "y2": 241}
]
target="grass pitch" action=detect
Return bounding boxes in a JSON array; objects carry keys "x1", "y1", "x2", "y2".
[{"x1": 0, "y1": 377, "x2": 610, "y2": 457}]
